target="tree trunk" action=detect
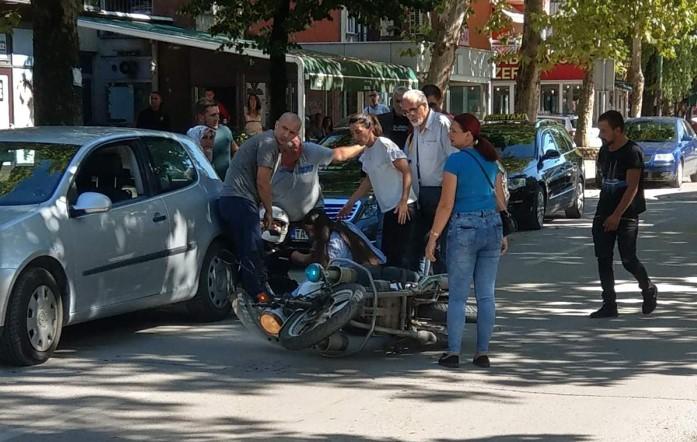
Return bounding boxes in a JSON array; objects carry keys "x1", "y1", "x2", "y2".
[
  {"x1": 32, "y1": 0, "x2": 82, "y2": 125},
  {"x1": 424, "y1": 0, "x2": 470, "y2": 92},
  {"x1": 641, "y1": 51, "x2": 658, "y2": 116},
  {"x1": 575, "y1": 68, "x2": 595, "y2": 148},
  {"x1": 268, "y1": 0, "x2": 291, "y2": 123},
  {"x1": 514, "y1": 0, "x2": 543, "y2": 121},
  {"x1": 629, "y1": 33, "x2": 644, "y2": 118}
]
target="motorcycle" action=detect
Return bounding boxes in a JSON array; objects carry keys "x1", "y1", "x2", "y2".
[{"x1": 232, "y1": 258, "x2": 477, "y2": 356}]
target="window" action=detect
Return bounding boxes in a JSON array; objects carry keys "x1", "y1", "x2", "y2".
[
  {"x1": 143, "y1": 137, "x2": 197, "y2": 193},
  {"x1": 541, "y1": 132, "x2": 559, "y2": 155},
  {"x1": 493, "y1": 86, "x2": 511, "y2": 114},
  {"x1": 551, "y1": 128, "x2": 574, "y2": 154},
  {"x1": 74, "y1": 144, "x2": 143, "y2": 205},
  {"x1": 540, "y1": 85, "x2": 559, "y2": 114},
  {"x1": 450, "y1": 85, "x2": 483, "y2": 116}
]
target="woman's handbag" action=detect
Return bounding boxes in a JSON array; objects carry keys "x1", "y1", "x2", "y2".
[{"x1": 462, "y1": 150, "x2": 517, "y2": 237}]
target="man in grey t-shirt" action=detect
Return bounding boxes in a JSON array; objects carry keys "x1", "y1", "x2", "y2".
[
  {"x1": 218, "y1": 113, "x2": 301, "y2": 302},
  {"x1": 272, "y1": 140, "x2": 365, "y2": 223}
]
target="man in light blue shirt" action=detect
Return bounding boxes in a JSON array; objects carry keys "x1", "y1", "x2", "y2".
[{"x1": 363, "y1": 90, "x2": 390, "y2": 115}]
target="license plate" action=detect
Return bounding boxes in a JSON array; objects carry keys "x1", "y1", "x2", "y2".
[{"x1": 291, "y1": 228, "x2": 309, "y2": 241}]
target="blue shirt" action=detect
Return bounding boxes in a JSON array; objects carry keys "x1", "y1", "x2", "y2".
[{"x1": 444, "y1": 148, "x2": 498, "y2": 213}]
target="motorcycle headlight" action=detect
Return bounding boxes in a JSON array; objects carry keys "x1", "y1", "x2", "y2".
[
  {"x1": 305, "y1": 263, "x2": 324, "y2": 283},
  {"x1": 653, "y1": 153, "x2": 675, "y2": 162},
  {"x1": 507, "y1": 177, "x2": 527, "y2": 190},
  {"x1": 259, "y1": 309, "x2": 286, "y2": 337}
]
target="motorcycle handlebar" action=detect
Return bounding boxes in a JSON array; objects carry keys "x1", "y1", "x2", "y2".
[{"x1": 325, "y1": 266, "x2": 358, "y2": 284}]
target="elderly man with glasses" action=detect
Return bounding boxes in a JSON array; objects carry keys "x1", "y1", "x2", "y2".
[{"x1": 402, "y1": 89, "x2": 455, "y2": 273}]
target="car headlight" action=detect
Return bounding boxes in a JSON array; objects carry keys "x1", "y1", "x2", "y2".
[
  {"x1": 507, "y1": 177, "x2": 527, "y2": 190},
  {"x1": 654, "y1": 153, "x2": 675, "y2": 162}
]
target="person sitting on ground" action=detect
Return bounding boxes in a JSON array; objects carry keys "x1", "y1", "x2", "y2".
[{"x1": 290, "y1": 208, "x2": 385, "y2": 268}]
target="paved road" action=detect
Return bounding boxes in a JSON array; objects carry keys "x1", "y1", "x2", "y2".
[{"x1": 1, "y1": 184, "x2": 697, "y2": 442}]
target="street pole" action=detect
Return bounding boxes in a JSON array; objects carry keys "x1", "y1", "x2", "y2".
[{"x1": 657, "y1": 54, "x2": 663, "y2": 116}]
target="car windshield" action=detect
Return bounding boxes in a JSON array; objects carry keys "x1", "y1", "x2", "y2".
[
  {"x1": 625, "y1": 121, "x2": 676, "y2": 142},
  {"x1": 0, "y1": 142, "x2": 79, "y2": 206},
  {"x1": 317, "y1": 130, "x2": 363, "y2": 196},
  {"x1": 480, "y1": 125, "x2": 537, "y2": 159}
]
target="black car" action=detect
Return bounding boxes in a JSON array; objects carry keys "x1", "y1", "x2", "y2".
[{"x1": 481, "y1": 119, "x2": 585, "y2": 230}]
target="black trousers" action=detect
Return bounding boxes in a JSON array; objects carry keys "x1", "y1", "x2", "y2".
[
  {"x1": 381, "y1": 203, "x2": 420, "y2": 271},
  {"x1": 417, "y1": 187, "x2": 448, "y2": 274},
  {"x1": 592, "y1": 216, "x2": 652, "y2": 304}
]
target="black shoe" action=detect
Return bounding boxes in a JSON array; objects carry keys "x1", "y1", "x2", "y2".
[
  {"x1": 590, "y1": 303, "x2": 618, "y2": 318},
  {"x1": 472, "y1": 355, "x2": 490, "y2": 368},
  {"x1": 642, "y1": 285, "x2": 658, "y2": 315},
  {"x1": 438, "y1": 353, "x2": 460, "y2": 368}
]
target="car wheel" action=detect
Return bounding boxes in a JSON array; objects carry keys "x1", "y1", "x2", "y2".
[
  {"x1": 565, "y1": 181, "x2": 585, "y2": 219},
  {"x1": 523, "y1": 186, "x2": 545, "y2": 230},
  {"x1": 186, "y1": 241, "x2": 236, "y2": 322},
  {"x1": 670, "y1": 161, "x2": 683, "y2": 188},
  {"x1": 0, "y1": 267, "x2": 63, "y2": 366}
]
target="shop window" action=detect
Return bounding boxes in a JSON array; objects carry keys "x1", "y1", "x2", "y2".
[
  {"x1": 540, "y1": 85, "x2": 559, "y2": 114},
  {"x1": 493, "y1": 86, "x2": 511, "y2": 114},
  {"x1": 562, "y1": 84, "x2": 581, "y2": 114},
  {"x1": 450, "y1": 85, "x2": 483, "y2": 116}
]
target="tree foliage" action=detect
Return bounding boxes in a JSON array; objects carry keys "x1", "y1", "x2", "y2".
[{"x1": 182, "y1": 0, "x2": 434, "y2": 121}]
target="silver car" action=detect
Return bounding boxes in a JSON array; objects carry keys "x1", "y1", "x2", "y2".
[{"x1": 0, "y1": 127, "x2": 236, "y2": 366}]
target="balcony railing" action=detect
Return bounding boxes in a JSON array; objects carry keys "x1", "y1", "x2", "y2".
[{"x1": 84, "y1": 0, "x2": 153, "y2": 16}]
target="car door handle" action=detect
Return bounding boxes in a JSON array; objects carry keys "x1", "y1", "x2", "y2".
[{"x1": 153, "y1": 213, "x2": 167, "y2": 223}]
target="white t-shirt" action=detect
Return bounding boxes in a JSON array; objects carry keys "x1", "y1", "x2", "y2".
[
  {"x1": 406, "y1": 110, "x2": 456, "y2": 194},
  {"x1": 359, "y1": 137, "x2": 417, "y2": 213}
]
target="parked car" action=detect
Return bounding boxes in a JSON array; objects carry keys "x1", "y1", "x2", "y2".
[
  {"x1": 0, "y1": 127, "x2": 236, "y2": 366},
  {"x1": 538, "y1": 114, "x2": 578, "y2": 139},
  {"x1": 617, "y1": 117, "x2": 697, "y2": 188},
  {"x1": 481, "y1": 118, "x2": 586, "y2": 230},
  {"x1": 285, "y1": 128, "x2": 380, "y2": 249}
]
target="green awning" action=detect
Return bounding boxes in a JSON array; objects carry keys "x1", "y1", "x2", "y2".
[
  {"x1": 296, "y1": 51, "x2": 418, "y2": 92},
  {"x1": 78, "y1": 16, "x2": 418, "y2": 92}
]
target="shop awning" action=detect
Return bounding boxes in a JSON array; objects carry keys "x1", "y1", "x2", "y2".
[
  {"x1": 297, "y1": 51, "x2": 418, "y2": 92},
  {"x1": 77, "y1": 16, "x2": 418, "y2": 92}
]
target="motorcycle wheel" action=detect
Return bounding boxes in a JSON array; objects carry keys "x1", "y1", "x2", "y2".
[
  {"x1": 279, "y1": 283, "x2": 365, "y2": 351},
  {"x1": 417, "y1": 302, "x2": 478, "y2": 324}
]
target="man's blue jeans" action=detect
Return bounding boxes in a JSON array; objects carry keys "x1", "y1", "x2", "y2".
[
  {"x1": 218, "y1": 196, "x2": 266, "y2": 298},
  {"x1": 446, "y1": 210, "x2": 502, "y2": 354}
]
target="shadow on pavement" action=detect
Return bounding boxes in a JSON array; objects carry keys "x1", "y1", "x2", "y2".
[{"x1": 0, "y1": 190, "x2": 695, "y2": 440}]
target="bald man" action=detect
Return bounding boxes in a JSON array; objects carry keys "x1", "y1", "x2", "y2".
[{"x1": 218, "y1": 112, "x2": 302, "y2": 302}]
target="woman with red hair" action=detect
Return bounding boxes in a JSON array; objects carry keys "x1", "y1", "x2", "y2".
[{"x1": 425, "y1": 113, "x2": 509, "y2": 369}]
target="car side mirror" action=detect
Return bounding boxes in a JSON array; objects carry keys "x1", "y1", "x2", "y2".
[
  {"x1": 542, "y1": 150, "x2": 561, "y2": 161},
  {"x1": 70, "y1": 192, "x2": 112, "y2": 217}
]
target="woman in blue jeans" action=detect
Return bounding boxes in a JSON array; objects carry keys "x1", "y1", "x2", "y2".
[{"x1": 425, "y1": 113, "x2": 509, "y2": 369}]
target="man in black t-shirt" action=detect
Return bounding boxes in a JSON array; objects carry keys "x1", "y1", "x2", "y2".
[
  {"x1": 136, "y1": 91, "x2": 171, "y2": 131},
  {"x1": 377, "y1": 86, "x2": 412, "y2": 149},
  {"x1": 590, "y1": 110, "x2": 657, "y2": 318}
]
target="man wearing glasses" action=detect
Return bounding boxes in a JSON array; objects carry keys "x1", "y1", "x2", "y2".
[
  {"x1": 402, "y1": 89, "x2": 455, "y2": 273},
  {"x1": 363, "y1": 90, "x2": 390, "y2": 115}
]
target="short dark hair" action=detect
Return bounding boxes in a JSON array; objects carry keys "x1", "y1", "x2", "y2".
[
  {"x1": 421, "y1": 84, "x2": 443, "y2": 101},
  {"x1": 598, "y1": 110, "x2": 625, "y2": 132},
  {"x1": 196, "y1": 98, "x2": 218, "y2": 115},
  {"x1": 150, "y1": 91, "x2": 161, "y2": 97}
]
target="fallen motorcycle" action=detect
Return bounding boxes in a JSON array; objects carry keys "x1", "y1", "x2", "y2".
[{"x1": 232, "y1": 259, "x2": 477, "y2": 355}]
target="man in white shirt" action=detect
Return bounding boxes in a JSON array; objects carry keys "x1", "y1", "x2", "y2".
[
  {"x1": 363, "y1": 90, "x2": 390, "y2": 115},
  {"x1": 401, "y1": 89, "x2": 456, "y2": 272}
]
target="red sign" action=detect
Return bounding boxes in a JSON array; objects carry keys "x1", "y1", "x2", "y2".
[{"x1": 495, "y1": 60, "x2": 585, "y2": 81}]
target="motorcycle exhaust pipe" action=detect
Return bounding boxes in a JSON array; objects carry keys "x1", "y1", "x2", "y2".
[{"x1": 317, "y1": 332, "x2": 349, "y2": 352}]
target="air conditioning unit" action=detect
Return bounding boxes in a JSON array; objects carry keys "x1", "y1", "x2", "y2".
[{"x1": 103, "y1": 56, "x2": 151, "y2": 81}]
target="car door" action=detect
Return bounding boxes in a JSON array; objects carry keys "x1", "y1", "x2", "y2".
[
  {"x1": 139, "y1": 136, "x2": 209, "y2": 301},
  {"x1": 679, "y1": 120, "x2": 697, "y2": 175},
  {"x1": 551, "y1": 127, "x2": 579, "y2": 206},
  {"x1": 68, "y1": 140, "x2": 172, "y2": 314},
  {"x1": 538, "y1": 130, "x2": 567, "y2": 212}
]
